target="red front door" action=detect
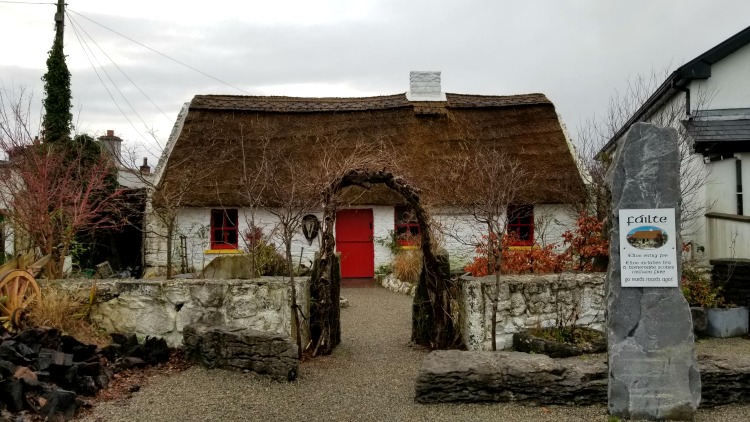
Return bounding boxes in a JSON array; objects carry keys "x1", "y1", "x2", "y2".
[{"x1": 336, "y1": 209, "x2": 374, "y2": 278}]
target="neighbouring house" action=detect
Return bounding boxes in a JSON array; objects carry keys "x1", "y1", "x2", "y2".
[
  {"x1": 94, "y1": 130, "x2": 152, "y2": 275},
  {"x1": 144, "y1": 71, "x2": 587, "y2": 277},
  {"x1": 97, "y1": 130, "x2": 153, "y2": 189},
  {"x1": 599, "y1": 25, "x2": 750, "y2": 262},
  {"x1": 0, "y1": 131, "x2": 151, "y2": 272}
]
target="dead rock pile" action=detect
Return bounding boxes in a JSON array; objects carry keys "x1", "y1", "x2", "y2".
[{"x1": 0, "y1": 327, "x2": 170, "y2": 421}]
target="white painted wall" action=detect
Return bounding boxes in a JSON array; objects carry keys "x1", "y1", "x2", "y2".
[
  {"x1": 535, "y1": 204, "x2": 578, "y2": 249},
  {"x1": 146, "y1": 205, "x2": 392, "y2": 275},
  {"x1": 633, "y1": 42, "x2": 750, "y2": 262},
  {"x1": 430, "y1": 204, "x2": 577, "y2": 270},
  {"x1": 690, "y1": 43, "x2": 750, "y2": 110},
  {"x1": 708, "y1": 157, "x2": 740, "y2": 214},
  {"x1": 144, "y1": 203, "x2": 579, "y2": 276}
]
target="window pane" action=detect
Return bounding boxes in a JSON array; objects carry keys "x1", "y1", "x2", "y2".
[
  {"x1": 226, "y1": 230, "x2": 238, "y2": 245},
  {"x1": 226, "y1": 210, "x2": 238, "y2": 228}
]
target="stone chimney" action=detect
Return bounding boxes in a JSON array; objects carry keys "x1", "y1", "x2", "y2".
[
  {"x1": 139, "y1": 157, "x2": 151, "y2": 176},
  {"x1": 406, "y1": 71, "x2": 446, "y2": 101},
  {"x1": 97, "y1": 129, "x2": 122, "y2": 162}
]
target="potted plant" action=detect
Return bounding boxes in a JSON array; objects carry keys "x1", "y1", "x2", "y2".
[{"x1": 682, "y1": 268, "x2": 748, "y2": 338}]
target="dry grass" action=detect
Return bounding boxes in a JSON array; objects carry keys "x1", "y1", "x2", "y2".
[
  {"x1": 26, "y1": 282, "x2": 109, "y2": 346},
  {"x1": 393, "y1": 249, "x2": 423, "y2": 284}
]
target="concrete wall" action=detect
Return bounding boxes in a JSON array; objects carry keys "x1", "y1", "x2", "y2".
[
  {"x1": 461, "y1": 273, "x2": 605, "y2": 351},
  {"x1": 89, "y1": 277, "x2": 309, "y2": 347},
  {"x1": 706, "y1": 214, "x2": 750, "y2": 260},
  {"x1": 144, "y1": 204, "x2": 578, "y2": 276}
]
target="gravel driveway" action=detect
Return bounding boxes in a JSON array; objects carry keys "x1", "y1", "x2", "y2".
[{"x1": 81, "y1": 285, "x2": 749, "y2": 422}]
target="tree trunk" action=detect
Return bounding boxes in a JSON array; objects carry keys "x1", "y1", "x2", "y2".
[
  {"x1": 491, "y1": 237, "x2": 502, "y2": 351},
  {"x1": 286, "y1": 237, "x2": 302, "y2": 360},
  {"x1": 166, "y1": 218, "x2": 174, "y2": 280}
]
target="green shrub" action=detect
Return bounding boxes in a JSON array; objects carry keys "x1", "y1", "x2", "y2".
[{"x1": 250, "y1": 240, "x2": 288, "y2": 276}]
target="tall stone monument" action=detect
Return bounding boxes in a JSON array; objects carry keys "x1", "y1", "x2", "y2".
[{"x1": 606, "y1": 123, "x2": 700, "y2": 420}]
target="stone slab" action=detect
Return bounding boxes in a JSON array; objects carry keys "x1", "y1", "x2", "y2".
[
  {"x1": 605, "y1": 122, "x2": 700, "y2": 420},
  {"x1": 414, "y1": 350, "x2": 750, "y2": 408},
  {"x1": 414, "y1": 350, "x2": 607, "y2": 405},
  {"x1": 183, "y1": 324, "x2": 298, "y2": 382}
]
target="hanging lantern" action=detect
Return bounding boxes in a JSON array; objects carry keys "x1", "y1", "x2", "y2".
[{"x1": 301, "y1": 214, "x2": 320, "y2": 245}]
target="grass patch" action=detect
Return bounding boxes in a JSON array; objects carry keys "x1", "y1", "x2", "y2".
[
  {"x1": 26, "y1": 282, "x2": 109, "y2": 346},
  {"x1": 393, "y1": 249, "x2": 422, "y2": 284}
]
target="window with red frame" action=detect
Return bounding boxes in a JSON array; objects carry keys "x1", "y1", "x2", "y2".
[
  {"x1": 210, "y1": 209, "x2": 239, "y2": 249},
  {"x1": 507, "y1": 205, "x2": 534, "y2": 246},
  {"x1": 394, "y1": 205, "x2": 420, "y2": 246}
]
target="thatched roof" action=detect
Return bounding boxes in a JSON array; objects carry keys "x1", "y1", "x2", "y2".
[{"x1": 156, "y1": 92, "x2": 585, "y2": 208}]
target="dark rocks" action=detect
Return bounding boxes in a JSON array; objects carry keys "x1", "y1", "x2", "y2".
[
  {"x1": 698, "y1": 353, "x2": 750, "y2": 407},
  {"x1": 415, "y1": 350, "x2": 750, "y2": 409},
  {"x1": 512, "y1": 328, "x2": 606, "y2": 358},
  {"x1": 0, "y1": 378, "x2": 25, "y2": 412},
  {"x1": 135, "y1": 337, "x2": 170, "y2": 365},
  {"x1": 415, "y1": 350, "x2": 607, "y2": 405},
  {"x1": 0, "y1": 327, "x2": 172, "y2": 420},
  {"x1": 110, "y1": 333, "x2": 139, "y2": 354},
  {"x1": 184, "y1": 324, "x2": 298, "y2": 382},
  {"x1": 40, "y1": 388, "x2": 78, "y2": 421}
]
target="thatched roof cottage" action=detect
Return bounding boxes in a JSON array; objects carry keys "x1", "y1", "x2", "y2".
[{"x1": 145, "y1": 72, "x2": 586, "y2": 277}]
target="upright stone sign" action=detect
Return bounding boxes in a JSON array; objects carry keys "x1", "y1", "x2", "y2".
[{"x1": 606, "y1": 123, "x2": 700, "y2": 420}]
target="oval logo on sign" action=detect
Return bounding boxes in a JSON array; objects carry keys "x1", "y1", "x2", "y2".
[{"x1": 626, "y1": 226, "x2": 668, "y2": 250}]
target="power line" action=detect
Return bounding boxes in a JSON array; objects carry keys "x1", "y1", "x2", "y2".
[
  {"x1": 67, "y1": 8, "x2": 252, "y2": 95},
  {"x1": 65, "y1": 11, "x2": 172, "y2": 123},
  {"x1": 0, "y1": 1, "x2": 55, "y2": 4},
  {"x1": 66, "y1": 11, "x2": 155, "y2": 146}
]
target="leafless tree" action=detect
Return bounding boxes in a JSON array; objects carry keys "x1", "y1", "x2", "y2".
[
  {"x1": 433, "y1": 143, "x2": 536, "y2": 350},
  {"x1": 575, "y1": 67, "x2": 717, "y2": 229}
]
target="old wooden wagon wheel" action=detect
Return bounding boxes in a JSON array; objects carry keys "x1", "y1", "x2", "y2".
[{"x1": 0, "y1": 270, "x2": 41, "y2": 330}]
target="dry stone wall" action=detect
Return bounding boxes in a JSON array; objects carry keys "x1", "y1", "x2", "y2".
[
  {"x1": 461, "y1": 273, "x2": 605, "y2": 351},
  {"x1": 88, "y1": 278, "x2": 309, "y2": 347}
]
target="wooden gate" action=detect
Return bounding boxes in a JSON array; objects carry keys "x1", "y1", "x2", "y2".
[{"x1": 335, "y1": 209, "x2": 374, "y2": 278}]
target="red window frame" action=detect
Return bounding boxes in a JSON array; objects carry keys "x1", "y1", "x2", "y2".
[
  {"x1": 507, "y1": 205, "x2": 534, "y2": 247},
  {"x1": 210, "y1": 209, "x2": 239, "y2": 250},
  {"x1": 394, "y1": 205, "x2": 420, "y2": 246}
]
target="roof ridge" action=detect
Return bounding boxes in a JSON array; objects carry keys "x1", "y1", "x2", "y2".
[{"x1": 190, "y1": 92, "x2": 551, "y2": 112}]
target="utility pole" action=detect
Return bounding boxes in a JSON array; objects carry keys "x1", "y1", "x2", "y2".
[
  {"x1": 54, "y1": 0, "x2": 64, "y2": 43},
  {"x1": 42, "y1": 0, "x2": 72, "y2": 143}
]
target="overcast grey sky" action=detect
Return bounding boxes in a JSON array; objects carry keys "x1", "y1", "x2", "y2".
[{"x1": 2, "y1": 0, "x2": 750, "y2": 160}]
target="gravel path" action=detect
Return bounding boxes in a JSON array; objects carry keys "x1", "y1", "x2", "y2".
[{"x1": 81, "y1": 286, "x2": 749, "y2": 421}]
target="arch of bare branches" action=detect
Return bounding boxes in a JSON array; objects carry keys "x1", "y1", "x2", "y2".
[{"x1": 308, "y1": 169, "x2": 459, "y2": 355}]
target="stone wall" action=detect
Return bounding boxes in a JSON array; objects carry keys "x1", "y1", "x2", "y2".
[
  {"x1": 460, "y1": 273, "x2": 605, "y2": 351},
  {"x1": 88, "y1": 277, "x2": 309, "y2": 348}
]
